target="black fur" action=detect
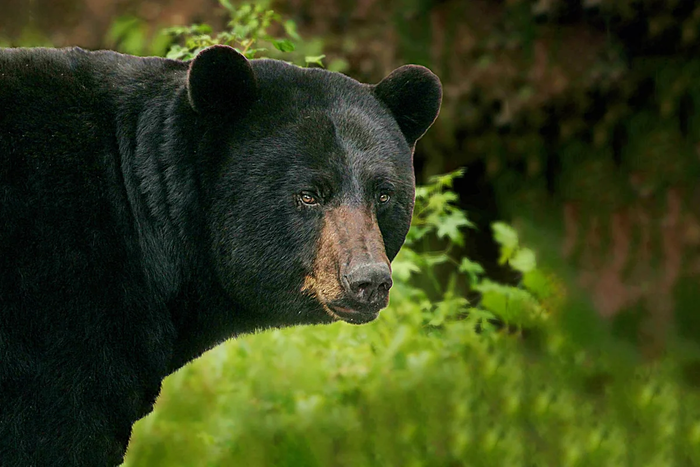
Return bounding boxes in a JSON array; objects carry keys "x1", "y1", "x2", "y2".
[{"x1": 0, "y1": 45, "x2": 441, "y2": 466}]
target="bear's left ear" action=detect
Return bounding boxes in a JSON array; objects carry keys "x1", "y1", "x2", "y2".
[
  {"x1": 187, "y1": 45, "x2": 258, "y2": 116},
  {"x1": 373, "y1": 65, "x2": 442, "y2": 145}
]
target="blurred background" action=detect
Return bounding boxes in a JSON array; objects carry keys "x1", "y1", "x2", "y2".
[{"x1": 4, "y1": 1, "x2": 700, "y2": 464}]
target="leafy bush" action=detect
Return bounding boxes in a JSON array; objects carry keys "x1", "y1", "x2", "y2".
[
  {"x1": 161, "y1": 0, "x2": 325, "y2": 67},
  {"x1": 163, "y1": 2, "x2": 295, "y2": 61}
]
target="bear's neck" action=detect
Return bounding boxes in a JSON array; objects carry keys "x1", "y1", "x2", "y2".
[
  {"x1": 115, "y1": 72, "x2": 260, "y2": 374},
  {"x1": 116, "y1": 77, "x2": 199, "y2": 297}
]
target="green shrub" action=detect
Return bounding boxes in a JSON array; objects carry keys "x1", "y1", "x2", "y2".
[{"x1": 160, "y1": 0, "x2": 325, "y2": 67}]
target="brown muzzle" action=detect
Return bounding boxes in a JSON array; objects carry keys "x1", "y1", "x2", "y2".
[{"x1": 302, "y1": 206, "x2": 392, "y2": 322}]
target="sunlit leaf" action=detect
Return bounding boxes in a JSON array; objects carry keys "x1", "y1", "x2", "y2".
[
  {"x1": 476, "y1": 280, "x2": 543, "y2": 327},
  {"x1": 305, "y1": 55, "x2": 326, "y2": 67},
  {"x1": 509, "y1": 247, "x2": 536, "y2": 273},
  {"x1": 272, "y1": 39, "x2": 295, "y2": 52},
  {"x1": 492, "y1": 222, "x2": 519, "y2": 264},
  {"x1": 459, "y1": 258, "x2": 485, "y2": 285},
  {"x1": 436, "y1": 211, "x2": 470, "y2": 245},
  {"x1": 283, "y1": 20, "x2": 301, "y2": 40}
]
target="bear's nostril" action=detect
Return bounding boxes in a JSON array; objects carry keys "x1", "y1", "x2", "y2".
[
  {"x1": 377, "y1": 279, "x2": 392, "y2": 293},
  {"x1": 344, "y1": 263, "x2": 392, "y2": 304}
]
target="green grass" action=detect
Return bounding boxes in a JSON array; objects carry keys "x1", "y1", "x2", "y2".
[{"x1": 124, "y1": 288, "x2": 697, "y2": 466}]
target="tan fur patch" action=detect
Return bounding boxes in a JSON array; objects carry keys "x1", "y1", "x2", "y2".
[
  {"x1": 302, "y1": 206, "x2": 389, "y2": 311},
  {"x1": 302, "y1": 208, "x2": 346, "y2": 303}
]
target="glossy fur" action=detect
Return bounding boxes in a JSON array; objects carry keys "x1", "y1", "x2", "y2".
[{"x1": 0, "y1": 45, "x2": 441, "y2": 465}]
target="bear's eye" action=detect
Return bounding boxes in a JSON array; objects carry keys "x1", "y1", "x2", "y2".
[
  {"x1": 300, "y1": 192, "x2": 318, "y2": 206},
  {"x1": 378, "y1": 193, "x2": 391, "y2": 204}
]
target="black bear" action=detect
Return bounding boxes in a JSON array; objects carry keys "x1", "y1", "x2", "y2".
[{"x1": 0, "y1": 45, "x2": 441, "y2": 466}]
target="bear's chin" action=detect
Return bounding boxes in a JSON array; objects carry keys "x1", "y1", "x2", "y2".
[{"x1": 321, "y1": 304, "x2": 380, "y2": 325}]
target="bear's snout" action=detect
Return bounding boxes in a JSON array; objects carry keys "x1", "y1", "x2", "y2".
[{"x1": 302, "y1": 205, "x2": 393, "y2": 323}]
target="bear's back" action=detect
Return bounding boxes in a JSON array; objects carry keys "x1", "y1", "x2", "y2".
[
  {"x1": 0, "y1": 48, "x2": 183, "y2": 307},
  {"x1": 0, "y1": 47, "x2": 188, "y2": 216},
  {"x1": 1, "y1": 48, "x2": 135, "y2": 190},
  {"x1": 1, "y1": 49, "x2": 122, "y2": 248}
]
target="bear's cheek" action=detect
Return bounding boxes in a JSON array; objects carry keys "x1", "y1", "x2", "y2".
[{"x1": 379, "y1": 198, "x2": 414, "y2": 260}]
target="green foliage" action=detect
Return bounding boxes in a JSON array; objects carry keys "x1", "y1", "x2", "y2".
[
  {"x1": 105, "y1": 1, "x2": 341, "y2": 72},
  {"x1": 106, "y1": 1, "x2": 326, "y2": 66},
  {"x1": 394, "y1": 170, "x2": 547, "y2": 332},
  {"x1": 124, "y1": 169, "x2": 699, "y2": 466},
  {"x1": 161, "y1": 0, "x2": 320, "y2": 66},
  {"x1": 163, "y1": 2, "x2": 286, "y2": 60}
]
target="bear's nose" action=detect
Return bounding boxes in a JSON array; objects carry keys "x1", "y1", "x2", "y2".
[{"x1": 342, "y1": 262, "x2": 393, "y2": 305}]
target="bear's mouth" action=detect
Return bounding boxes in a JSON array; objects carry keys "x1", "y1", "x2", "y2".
[{"x1": 322, "y1": 303, "x2": 380, "y2": 325}]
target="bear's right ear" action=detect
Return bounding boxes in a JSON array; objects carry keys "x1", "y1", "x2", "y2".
[
  {"x1": 372, "y1": 65, "x2": 442, "y2": 146},
  {"x1": 187, "y1": 45, "x2": 258, "y2": 116}
]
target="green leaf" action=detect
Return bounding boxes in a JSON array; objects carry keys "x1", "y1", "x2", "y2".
[
  {"x1": 492, "y1": 222, "x2": 519, "y2": 264},
  {"x1": 459, "y1": 258, "x2": 485, "y2": 285},
  {"x1": 166, "y1": 44, "x2": 193, "y2": 60},
  {"x1": 423, "y1": 253, "x2": 449, "y2": 267},
  {"x1": 405, "y1": 225, "x2": 430, "y2": 245},
  {"x1": 522, "y1": 269, "x2": 554, "y2": 300},
  {"x1": 459, "y1": 258, "x2": 485, "y2": 275},
  {"x1": 509, "y1": 247, "x2": 536, "y2": 273},
  {"x1": 391, "y1": 248, "x2": 422, "y2": 283},
  {"x1": 468, "y1": 307, "x2": 497, "y2": 322},
  {"x1": 425, "y1": 293, "x2": 469, "y2": 327},
  {"x1": 283, "y1": 20, "x2": 301, "y2": 40},
  {"x1": 272, "y1": 39, "x2": 295, "y2": 52},
  {"x1": 476, "y1": 280, "x2": 543, "y2": 327},
  {"x1": 427, "y1": 168, "x2": 465, "y2": 188},
  {"x1": 414, "y1": 186, "x2": 430, "y2": 200},
  {"x1": 426, "y1": 191, "x2": 457, "y2": 215},
  {"x1": 305, "y1": 55, "x2": 326, "y2": 67},
  {"x1": 244, "y1": 47, "x2": 267, "y2": 59},
  {"x1": 436, "y1": 211, "x2": 471, "y2": 246},
  {"x1": 464, "y1": 307, "x2": 499, "y2": 334},
  {"x1": 219, "y1": 0, "x2": 235, "y2": 12}
]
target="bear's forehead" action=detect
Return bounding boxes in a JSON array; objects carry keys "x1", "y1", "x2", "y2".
[
  {"x1": 287, "y1": 108, "x2": 407, "y2": 172},
  {"x1": 252, "y1": 60, "x2": 391, "y2": 124},
  {"x1": 244, "y1": 60, "x2": 412, "y2": 179}
]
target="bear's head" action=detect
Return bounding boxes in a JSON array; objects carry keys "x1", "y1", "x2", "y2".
[{"x1": 187, "y1": 45, "x2": 441, "y2": 328}]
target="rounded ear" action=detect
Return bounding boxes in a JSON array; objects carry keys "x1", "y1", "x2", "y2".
[
  {"x1": 187, "y1": 45, "x2": 258, "y2": 116},
  {"x1": 373, "y1": 65, "x2": 442, "y2": 145}
]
